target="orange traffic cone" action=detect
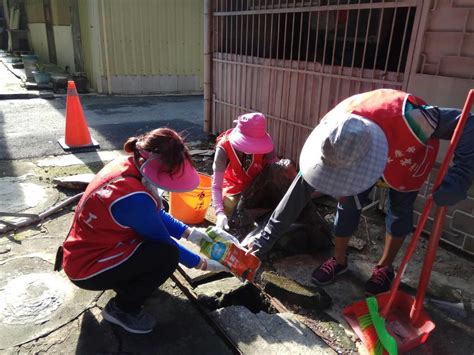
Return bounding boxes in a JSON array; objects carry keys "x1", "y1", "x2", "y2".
[{"x1": 58, "y1": 81, "x2": 100, "y2": 151}]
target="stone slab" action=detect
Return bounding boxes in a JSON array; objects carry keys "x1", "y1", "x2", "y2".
[
  {"x1": 0, "y1": 256, "x2": 100, "y2": 350},
  {"x1": 52, "y1": 173, "x2": 95, "y2": 190},
  {"x1": 261, "y1": 271, "x2": 332, "y2": 310},
  {"x1": 0, "y1": 211, "x2": 100, "y2": 350},
  {"x1": 213, "y1": 306, "x2": 334, "y2": 354},
  {"x1": 13, "y1": 280, "x2": 233, "y2": 354},
  {"x1": 91, "y1": 281, "x2": 233, "y2": 355},
  {"x1": 15, "y1": 307, "x2": 119, "y2": 354},
  {"x1": 36, "y1": 150, "x2": 124, "y2": 167},
  {"x1": 194, "y1": 277, "x2": 246, "y2": 299},
  {"x1": 273, "y1": 254, "x2": 367, "y2": 326},
  {"x1": 0, "y1": 176, "x2": 58, "y2": 214},
  {"x1": 0, "y1": 160, "x2": 36, "y2": 178}
]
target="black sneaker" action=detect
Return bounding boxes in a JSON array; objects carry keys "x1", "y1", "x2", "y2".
[
  {"x1": 365, "y1": 265, "x2": 395, "y2": 295},
  {"x1": 102, "y1": 299, "x2": 156, "y2": 334},
  {"x1": 311, "y1": 257, "x2": 348, "y2": 285}
]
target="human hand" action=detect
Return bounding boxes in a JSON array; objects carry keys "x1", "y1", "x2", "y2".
[
  {"x1": 198, "y1": 258, "x2": 230, "y2": 273},
  {"x1": 216, "y1": 212, "x2": 229, "y2": 230},
  {"x1": 432, "y1": 175, "x2": 467, "y2": 206},
  {"x1": 187, "y1": 227, "x2": 212, "y2": 245}
]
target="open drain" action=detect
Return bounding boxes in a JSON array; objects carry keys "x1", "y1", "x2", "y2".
[{"x1": 198, "y1": 280, "x2": 276, "y2": 314}]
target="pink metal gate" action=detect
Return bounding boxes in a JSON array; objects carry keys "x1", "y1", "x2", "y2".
[{"x1": 209, "y1": 0, "x2": 423, "y2": 161}]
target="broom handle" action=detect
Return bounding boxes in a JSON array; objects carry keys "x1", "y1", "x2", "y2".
[
  {"x1": 410, "y1": 206, "x2": 447, "y2": 323},
  {"x1": 381, "y1": 89, "x2": 474, "y2": 318}
]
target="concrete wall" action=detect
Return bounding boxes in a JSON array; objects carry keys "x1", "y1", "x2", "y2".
[
  {"x1": 414, "y1": 165, "x2": 474, "y2": 255},
  {"x1": 79, "y1": 0, "x2": 204, "y2": 94},
  {"x1": 53, "y1": 25, "x2": 74, "y2": 72},
  {"x1": 24, "y1": 0, "x2": 75, "y2": 71},
  {"x1": 27, "y1": 23, "x2": 48, "y2": 61},
  {"x1": 407, "y1": 0, "x2": 474, "y2": 255},
  {"x1": 24, "y1": 0, "x2": 48, "y2": 62},
  {"x1": 50, "y1": 0, "x2": 75, "y2": 72},
  {"x1": 78, "y1": 0, "x2": 104, "y2": 92}
]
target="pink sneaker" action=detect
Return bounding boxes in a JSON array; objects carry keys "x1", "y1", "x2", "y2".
[
  {"x1": 311, "y1": 257, "x2": 348, "y2": 285},
  {"x1": 365, "y1": 265, "x2": 394, "y2": 295}
]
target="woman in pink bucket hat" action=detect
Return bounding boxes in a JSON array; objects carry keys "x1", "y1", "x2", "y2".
[
  {"x1": 212, "y1": 112, "x2": 278, "y2": 229},
  {"x1": 57, "y1": 128, "x2": 235, "y2": 334}
]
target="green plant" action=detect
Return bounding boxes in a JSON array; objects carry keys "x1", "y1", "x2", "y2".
[{"x1": 35, "y1": 63, "x2": 47, "y2": 73}]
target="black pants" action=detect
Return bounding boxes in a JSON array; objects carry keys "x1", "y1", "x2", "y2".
[{"x1": 72, "y1": 241, "x2": 179, "y2": 313}]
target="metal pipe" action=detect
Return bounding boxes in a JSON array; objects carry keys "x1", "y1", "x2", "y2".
[
  {"x1": 214, "y1": 98, "x2": 314, "y2": 130},
  {"x1": 396, "y1": 6, "x2": 411, "y2": 76},
  {"x1": 204, "y1": 0, "x2": 213, "y2": 133},
  {"x1": 383, "y1": 7, "x2": 398, "y2": 74},
  {"x1": 410, "y1": 206, "x2": 447, "y2": 323},
  {"x1": 0, "y1": 193, "x2": 84, "y2": 234},
  {"x1": 100, "y1": 0, "x2": 112, "y2": 95},
  {"x1": 214, "y1": 1, "x2": 417, "y2": 16}
]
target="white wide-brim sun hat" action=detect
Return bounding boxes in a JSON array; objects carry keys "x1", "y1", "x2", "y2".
[{"x1": 299, "y1": 114, "x2": 388, "y2": 197}]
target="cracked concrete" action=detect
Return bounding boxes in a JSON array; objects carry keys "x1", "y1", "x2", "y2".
[
  {"x1": 0, "y1": 152, "x2": 233, "y2": 354},
  {"x1": 2, "y1": 143, "x2": 473, "y2": 354},
  {"x1": 269, "y1": 207, "x2": 474, "y2": 354},
  {"x1": 213, "y1": 306, "x2": 334, "y2": 354}
]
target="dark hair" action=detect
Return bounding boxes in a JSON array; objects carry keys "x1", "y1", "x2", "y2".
[{"x1": 124, "y1": 128, "x2": 193, "y2": 176}]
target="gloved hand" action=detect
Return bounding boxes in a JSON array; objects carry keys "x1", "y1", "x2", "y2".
[
  {"x1": 187, "y1": 227, "x2": 212, "y2": 245},
  {"x1": 198, "y1": 258, "x2": 230, "y2": 273},
  {"x1": 432, "y1": 175, "x2": 467, "y2": 206},
  {"x1": 216, "y1": 212, "x2": 229, "y2": 230}
]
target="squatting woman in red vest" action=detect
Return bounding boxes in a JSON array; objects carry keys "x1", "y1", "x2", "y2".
[
  {"x1": 245, "y1": 89, "x2": 474, "y2": 295},
  {"x1": 60, "y1": 128, "x2": 233, "y2": 334},
  {"x1": 211, "y1": 113, "x2": 278, "y2": 230}
]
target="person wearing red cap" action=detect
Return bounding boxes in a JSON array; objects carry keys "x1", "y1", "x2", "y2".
[
  {"x1": 212, "y1": 112, "x2": 278, "y2": 229},
  {"x1": 58, "y1": 128, "x2": 235, "y2": 334},
  {"x1": 245, "y1": 89, "x2": 474, "y2": 295}
]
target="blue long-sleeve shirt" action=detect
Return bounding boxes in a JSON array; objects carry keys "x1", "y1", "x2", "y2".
[
  {"x1": 110, "y1": 192, "x2": 201, "y2": 268},
  {"x1": 431, "y1": 107, "x2": 474, "y2": 200}
]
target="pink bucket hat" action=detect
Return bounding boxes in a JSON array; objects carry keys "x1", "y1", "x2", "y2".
[
  {"x1": 138, "y1": 149, "x2": 200, "y2": 192},
  {"x1": 228, "y1": 112, "x2": 273, "y2": 154}
]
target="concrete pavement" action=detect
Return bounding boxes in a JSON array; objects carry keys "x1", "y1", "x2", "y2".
[
  {"x1": 1, "y1": 55, "x2": 473, "y2": 354},
  {"x1": 2, "y1": 149, "x2": 471, "y2": 354},
  {"x1": 0, "y1": 54, "x2": 207, "y2": 160},
  {"x1": 0, "y1": 151, "x2": 334, "y2": 354}
]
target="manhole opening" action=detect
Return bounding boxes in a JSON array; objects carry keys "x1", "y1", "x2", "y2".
[{"x1": 200, "y1": 281, "x2": 276, "y2": 314}]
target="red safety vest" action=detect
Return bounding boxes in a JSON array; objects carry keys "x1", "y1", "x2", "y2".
[
  {"x1": 216, "y1": 130, "x2": 266, "y2": 196},
  {"x1": 329, "y1": 89, "x2": 439, "y2": 191},
  {"x1": 63, "y1": 156, "x2": 160, "y2": 280}
]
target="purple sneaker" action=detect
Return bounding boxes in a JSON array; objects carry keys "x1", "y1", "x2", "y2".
[
  {"x1": 365, "y1": 265, "x2": 395, "y2": 295},
  {"x1": 311, "y1": 257, "x2": 348, "y2": 285}
]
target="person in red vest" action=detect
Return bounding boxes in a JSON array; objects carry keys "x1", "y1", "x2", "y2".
[
  {"x1": 212, "y1": 112, "x2": 278, "y2": 229},
  {"x1": 244, "y1": 89, "x2": 474, "y2": 295},
  {"x1": 59, "y1": 128, "x2": 234, "y2": 334}
]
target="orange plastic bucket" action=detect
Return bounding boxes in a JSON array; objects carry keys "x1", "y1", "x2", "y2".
[{"x1": 169, "y1": 173, "x2": 212, "y2": 224}]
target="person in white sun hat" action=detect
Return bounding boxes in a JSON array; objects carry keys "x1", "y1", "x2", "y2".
[
  {"x1": 244, "y1": 88, "x2": 474, "y2": 295},
  {"x1": 212, "y1": 112, "x2": 278, "y2": 230}
]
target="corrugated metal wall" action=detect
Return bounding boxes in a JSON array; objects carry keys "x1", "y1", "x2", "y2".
[
  {"x1": 80, "y1": 0, "x2": 204, "y2": 94},
  {"x1": 101, "y1": 0, "x2": 202, "y2": 77},
  {"x1": 78, "y1": 0, "x2": 102, "y2": 91}
]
